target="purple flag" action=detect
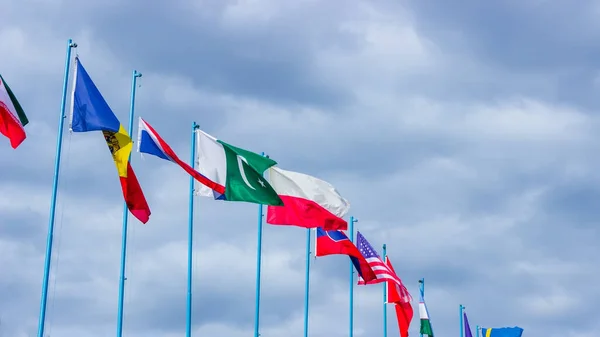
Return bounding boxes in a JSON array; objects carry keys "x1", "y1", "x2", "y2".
[{"x1": 464, "y1": 312, "x2": 473, "y2": 337}]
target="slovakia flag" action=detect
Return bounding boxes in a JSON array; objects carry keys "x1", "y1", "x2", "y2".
[{"x1": 315, "y1": 228, "x2": 376, "y2": 283}]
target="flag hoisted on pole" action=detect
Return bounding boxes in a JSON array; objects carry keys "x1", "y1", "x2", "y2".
[
  {"x1": 481, "y1": 327, "x2": 524, "y2": 337},
  {"x1": 314, "y1": 228, "x2": 376, "y2": 282},
  {"x1": 0, "y1": 74, "x2": 29, "y2": 149},
  {"x1": 266, "y1": 167, "x2": 350, "y2": 230},
  {"x1": 37, "y1": 38, "x2": 77, "y2": 337},
  {"x1": 137, "y1": 118, "x2": 223, "y2": 191},
  {"x1": 356, "y1": 232, "x2": 404, "y2": 287},
  {"x1": 69, "y1": 59, "x2": 150, "y2": 223},
  {"x1": 419, "y1": 279, "x2": 434, "y2": 337},
  {"x1": 186, "y1": 122, "x2": 199, "y2": 337},
  {"x1": 69, "y1": 58, "x2": 151, "y2": 336},
  {"x1": 385, "y1": 257, "x2": 413, "y2": 337},
  {"x1": 464, "y1": 311, "x2": 473, "y2": 337},
  {"x1": 194, "y1": 130, "x2": 282, "y2": 205}
]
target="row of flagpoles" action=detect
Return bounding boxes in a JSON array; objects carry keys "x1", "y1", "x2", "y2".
[
  {"x1": 41, "y1": 37, "x2": 417, "y2": 337},
  {"x1": 0, "y1": 38, "x2": 525, "y2": 337}
]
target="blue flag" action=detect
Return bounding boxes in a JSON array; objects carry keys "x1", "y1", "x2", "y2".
[
  {"x1": 463, "y1": 312, "x2": 473, "y2": 337},
  {"x1": 481, "y1": 327, "x2": 523, "y2": 337}
]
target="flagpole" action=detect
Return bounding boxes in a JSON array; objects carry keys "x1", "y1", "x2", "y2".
[
  {"x1": 37, "y1": 38, "x2": 77, "y2": 337},
  {"x1": 459, "y1": 304, "x2": 465, "y2": 337},
  {"x1": 476, "y1": 325, "x2": 480, "y2": 337},
  {"x1": 419, "y1": 278, "x2": 425, "y2": 337},
  {"x1": 116, "y1": 70, "x2": 142, "y2": 337},
  {"x1": 253, "y1": 152, "x2": 266, "y2": 337},
  {"x1": 349, "y1": 216, "x2": 358, "y2": 337},
  {"x1": 186, "y1": 122, "x2": 199, "y2": 337},
  {"x1": 382, "y1": 244, "x2": 387, "y2": 337},
  {"x1": 302, "y1": 228, "x2": 311, "y2": 337}
]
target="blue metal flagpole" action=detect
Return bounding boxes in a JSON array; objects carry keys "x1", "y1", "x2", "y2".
[
  {"x1": 382, "y1": 244, "x2": 387, "y2": 337},
  {"x1": 459, "y1": 304, "x2": 465, "y2": 337},
  {"x1": 476, "y1": 325, "x2": 480, "y2": 337},
  {"x1": 419, "y1": 278, "x2": 425, "y2": 337},
  {"x1": 253, "y1": 152, "x2": 266, "y2": 337},
  {"x1": 116, "y1": 70, "x2": 142, "y2": 337},
  {"x1": 349, "y1": 216, "x2": 358, "y2": 337},
  {"x1": 186, "y1": 122, "x2": 199, "y2": 337},
  {"x1": 37, "y1": 38, "x2": 77, "y2": 337},
  {"x1": 303, "y1": 228, "x2": 311, "y2": 337}
]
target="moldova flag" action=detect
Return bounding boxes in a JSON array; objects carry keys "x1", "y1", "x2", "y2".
[
  {"x1": 70, "y1": 57, "x2": 151, "y2": 224},
  {"x1": 315, "y1": 228, "x2": 376, "y2": 282}
]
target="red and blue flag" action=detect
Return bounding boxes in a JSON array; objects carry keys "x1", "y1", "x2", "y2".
[
  {"x1": 315, "y1": 228, "x2": 376, "y2": 282},
  {"x1": 356, "y1": 231, "x2": 404, "y2": 287},
  {"x1": 137, "y1": 118, "x2": 225, "y2": 194}
]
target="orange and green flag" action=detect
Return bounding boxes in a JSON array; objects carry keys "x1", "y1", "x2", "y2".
[
  {"x1": 0, "y1": 74, "x2": 28, "y2": 149},
  {"x1": 70, "y1": 57, "x2": 151, "y2": 223}
]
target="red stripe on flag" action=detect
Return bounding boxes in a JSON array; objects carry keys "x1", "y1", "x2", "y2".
[
  {"x1": 357, "y1": 257, "x2": 403, "y2": 286},
  {"x1": 142, "y1": 119, "x2": 225, "y2": 195},
  {"x1": 394, "y1": 302, "x2": 413, "y2": 337},
  {"x1": 0, "y1": 102, "x2": 25, "y2": 149},
  {"x1": 266, "y1": 195, "x2": 348, "y2": 230},
  {"x1": 119, "y1": 163, "x2": 151, "y2": 224}
]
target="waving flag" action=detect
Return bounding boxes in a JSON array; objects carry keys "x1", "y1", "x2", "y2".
[
  {"x1": 137, "y1": 118, "x2": 224, "y2": 193},
  {"x1": 464, "y1": 312, "x2": 473, "y2": 337},
  {"x1": 385, "y1": 257, "x2": 412, "y2": 303},
  {"x1": 195, "y1": 128, "x2": 283, "y2": 205},
  {"x1": 481, "y1": 327, "x2": 523, "y2": 337},
  {"x1": 267, "y1": 167, "x2": 350, "y2": 230},
  {"x1": 419, "y1": 282, "x2": 434, "y2": 336},
  {"x1": 70, "y1": 57, "x2": 150, "y2": 224},
  {"x1": 0, "y1": 74, "x2": 28, "y2": 149},
  {"x1": 356, "y1": 231, "x2": 403, "y2": 287},
  {"x1": 387, "y1": 257, "x2": 413, "y2": 337},
  {"x1": 315, "y1": 228, "x2": 376, "y2": 282}
]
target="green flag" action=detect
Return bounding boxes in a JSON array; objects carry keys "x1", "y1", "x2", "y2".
[{"x1": 195, "y1": 129, "x2": 284, "y2": 206}]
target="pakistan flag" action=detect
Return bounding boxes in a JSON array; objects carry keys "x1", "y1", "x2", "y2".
[{"x1": 195, "y1": 128, "x2": 284, "y2": 206}]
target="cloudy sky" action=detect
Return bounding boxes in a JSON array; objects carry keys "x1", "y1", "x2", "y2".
[{"x1": 2, "y1": 0, "x2": 600, "y2": 336}]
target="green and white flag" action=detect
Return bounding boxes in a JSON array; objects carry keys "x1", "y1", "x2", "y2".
[
  {"x1": 195, "y1": 128, "x2": 283, "y2": 206},
  {"x1": 419, "y1": 291, "x2": 434, "y2": 336}
]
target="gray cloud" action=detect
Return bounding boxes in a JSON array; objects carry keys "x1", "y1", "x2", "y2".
[{"x1": 1, "y1": 0, "x2": 600, "y2": 337}]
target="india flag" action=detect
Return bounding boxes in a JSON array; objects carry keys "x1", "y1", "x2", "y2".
[{"x1": 0, "y1": 74, "x2": 28, "y2": 149}]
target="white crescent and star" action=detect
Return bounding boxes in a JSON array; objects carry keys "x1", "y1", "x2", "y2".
[
  {"x1": 236, "y1": 155, "x2": 268, "y2": 190},
  {"x1": 236, "y1": 155, "x2": 256, "y2": 190}
]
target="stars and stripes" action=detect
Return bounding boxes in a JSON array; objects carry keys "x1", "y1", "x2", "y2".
[{"x1": 356, "y1": 231, "x2": 403, "y2": 287}]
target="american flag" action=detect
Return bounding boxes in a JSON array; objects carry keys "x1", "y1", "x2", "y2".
[{"x1": 356, "y1": 231, "x2": 403, "y2": 287}]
